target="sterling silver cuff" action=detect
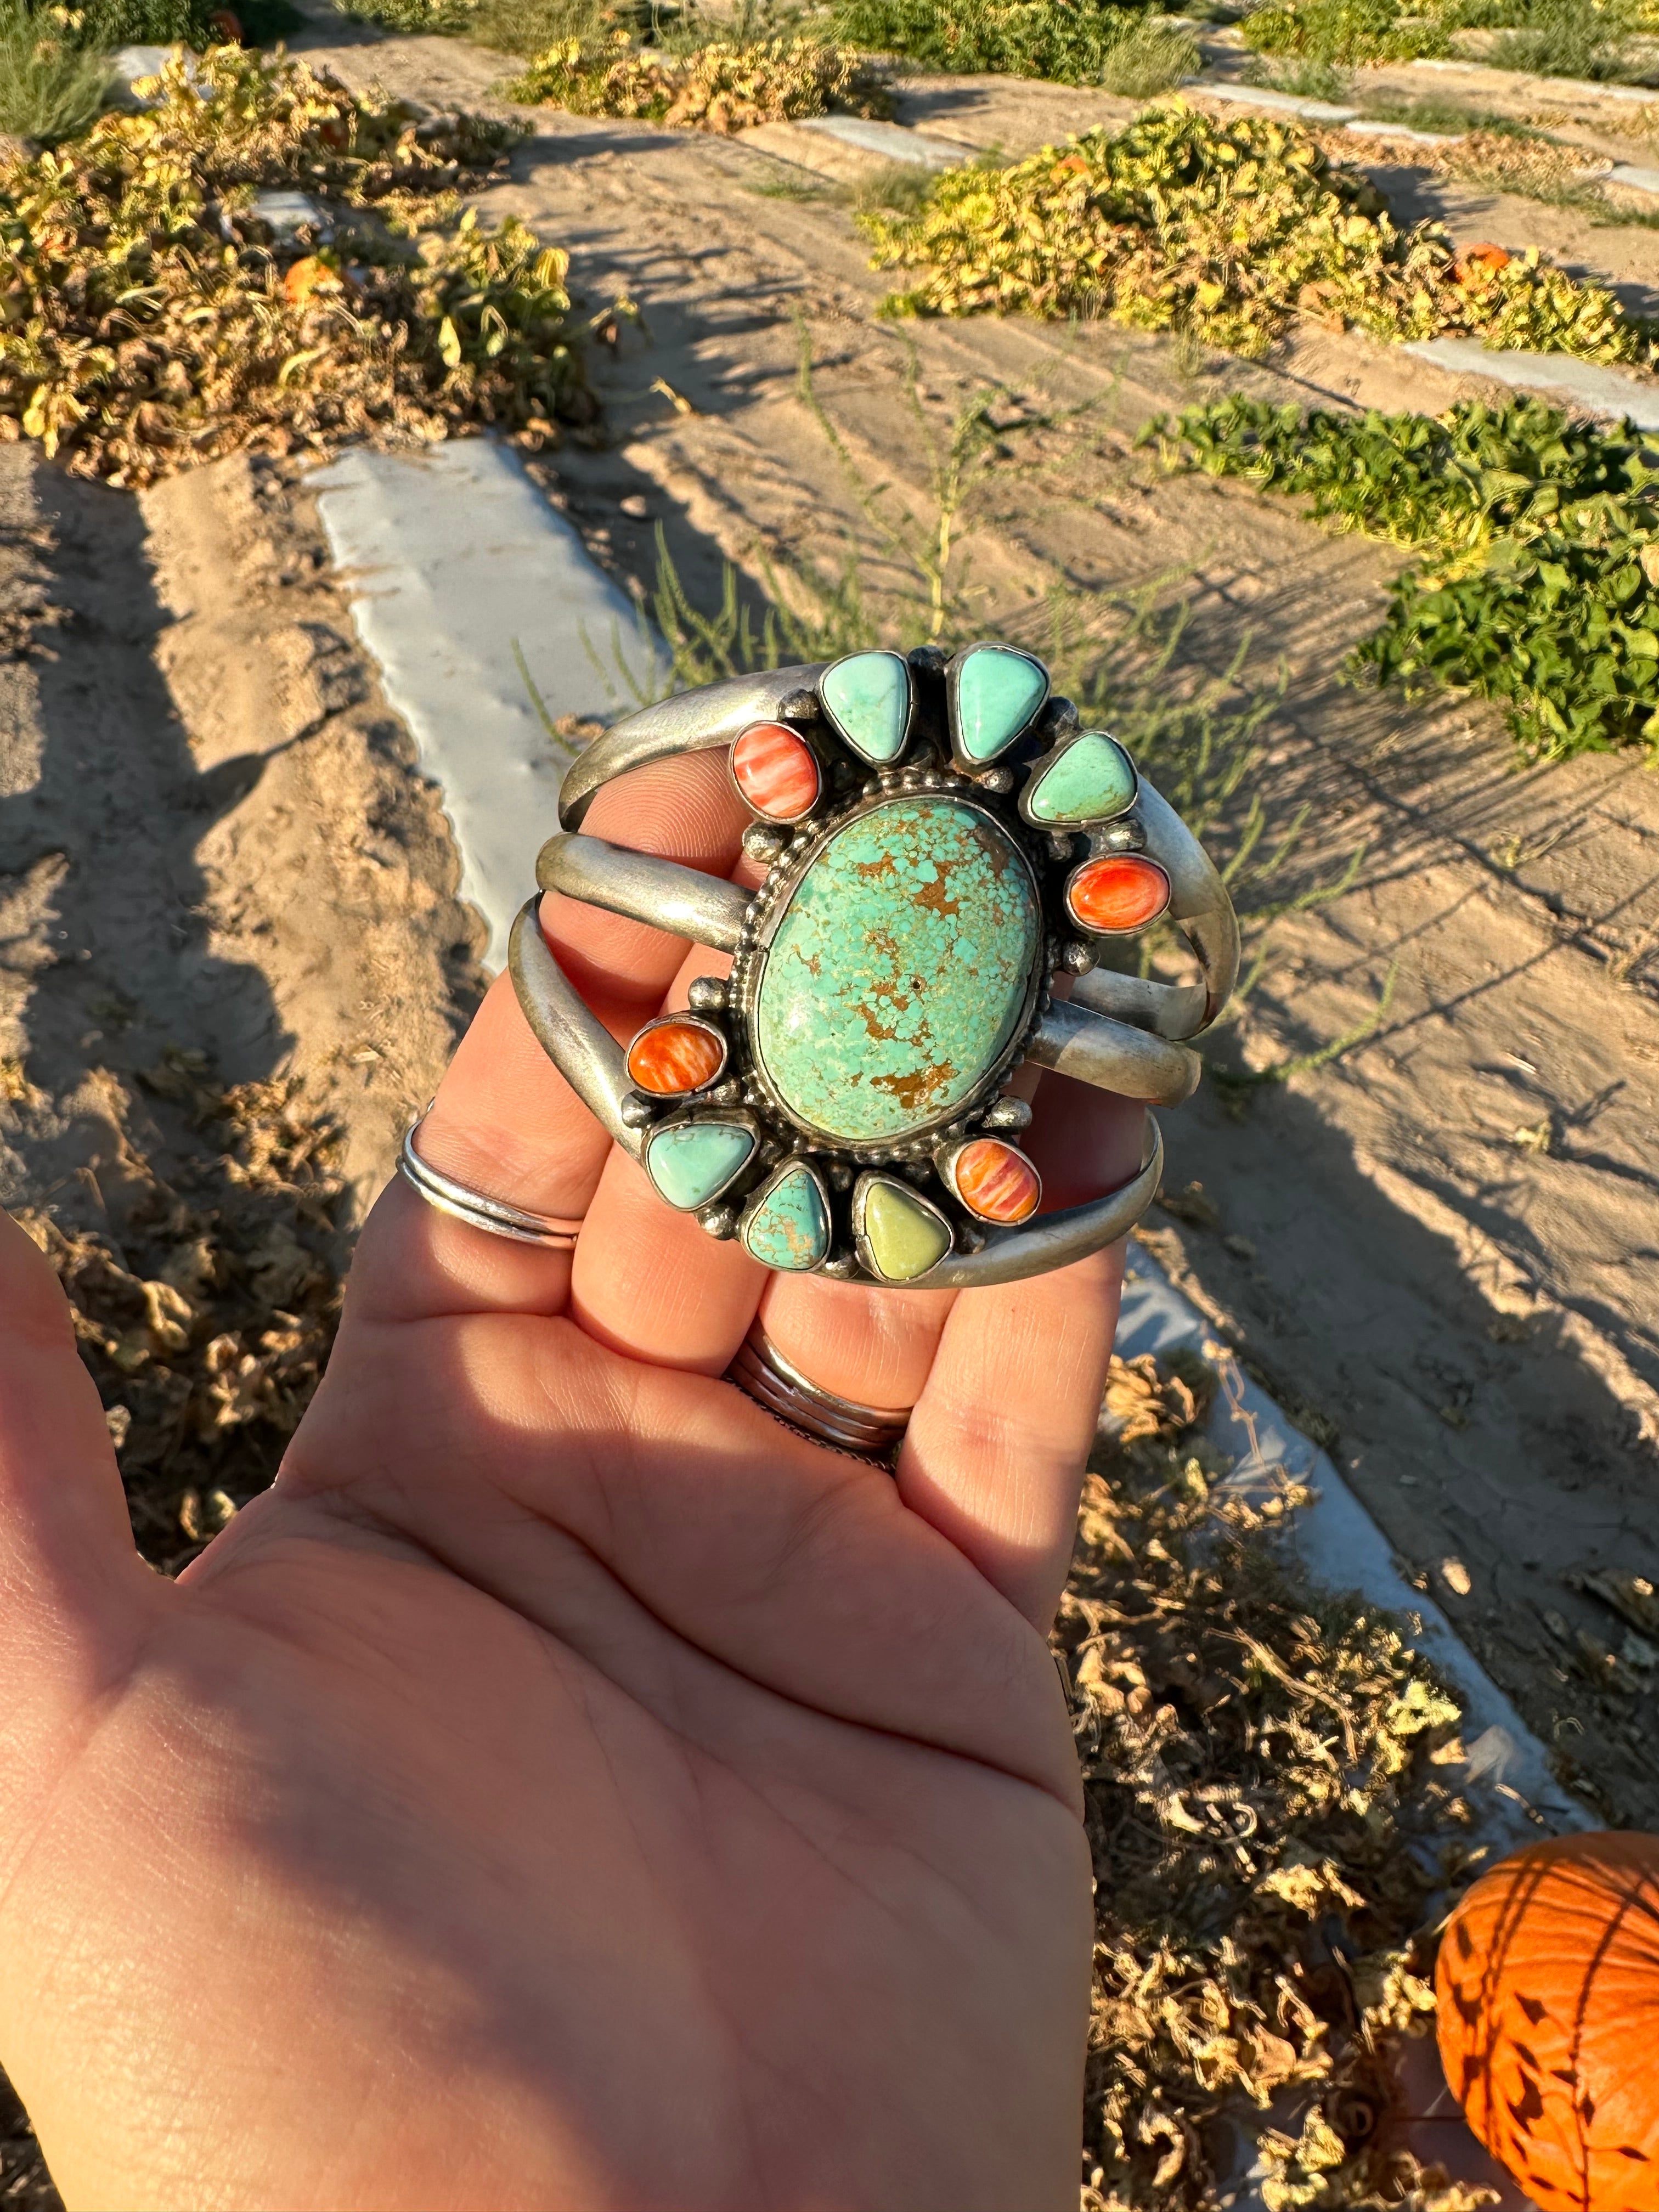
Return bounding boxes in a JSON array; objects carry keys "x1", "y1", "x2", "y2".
[{"x1": 511, "y1": 642, "x2": 1235, "y2": 1290}]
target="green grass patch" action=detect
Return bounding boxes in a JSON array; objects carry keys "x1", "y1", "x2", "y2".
[
  {"x1": 1244, "y1": 0, "x2": 1656, "y2": 78},
  {"x1": 1245, "y1": 50, "x2": 1352, "y2": 95},
  {"x1": 1153, "y1": 390, "x2": 1659, "y2": 761},
  {"x1": 1098, "y1": 12, "x2": 1200, "y2": 95},
  {"x1": 825, "y1": 0, "x2": 1160, "y2": 83},
  {"x1": 0, "y1": 2, "x2": 109, "y2": 141},
  {"x1": 860, "y1": 100, "x2": 1652, "y2": 371}
]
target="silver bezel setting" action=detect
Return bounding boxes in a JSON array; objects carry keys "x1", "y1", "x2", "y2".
[
  {"x1": 738, "y1": 1155, "x2": 834, "y2": 1273},
  {"x1": 1063, "y1": 851, "x2": 1173, "y2": 940},
  {"x1": 641, "y1": 1111, "x2": 759, "y2": 1215},
  {"x1": 851, "y1": 1172, "x2": 957, "y2": 1287},
  {"x1": 1018, "y1": 729, "x2": 1141, "y2": 832},
  {"x1": 945, "y1": 641, "x2": 1052, "y2": 775},
  {"x1": 938, "y1": 1136, "x2": 1043, "y2": 1224},
  {"x1": 816, "y1": 648, "x2": 917, "y2": 766}
]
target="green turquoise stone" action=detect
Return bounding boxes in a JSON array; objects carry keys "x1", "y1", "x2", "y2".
[
  {"x1": 743, "y1": 1164, "x2": 829, "y2": 1271},
  {"x1": 1025, "y1": 732, "x2": 1137, "y2": 825},
  {"x1": 755, "y1": 795, "x2": 1040, "y2": 1143},
  {"x1": 954, "y1": 645, "x2": 1048, "y2": 763},
  {"x1": 819, "y1": 651, "x2": 910, "y2": 764},
  {"x1": 644, "y1": 1120, "x2": 754, "y2": 1210},
  {"x1": 861, "y1": 1179, "x2": 952, "y2": 1283}
]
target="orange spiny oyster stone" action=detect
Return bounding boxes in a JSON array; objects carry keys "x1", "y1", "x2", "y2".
[
  {"x1": 952, "y1": 1138, "x2": 1041, "y2": 1223},
  {"x1": 1066, "y1": 854, "x2": 1171, "y2": 935},
  {"x1": 731, "y1": 721, "x2": 820, "y2": 822},
  {"x1": 625, "y1": 1017, "x2": 726, "y2": 1096}
]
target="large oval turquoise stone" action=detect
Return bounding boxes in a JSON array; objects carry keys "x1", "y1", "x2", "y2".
[{"x1": 754, "y1": 797, "x2": 1041, "y2": 1143}]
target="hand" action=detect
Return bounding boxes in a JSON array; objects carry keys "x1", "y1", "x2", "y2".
[{"x1": 0, "y1": 751, "x2": 1141, "y2": 2212}]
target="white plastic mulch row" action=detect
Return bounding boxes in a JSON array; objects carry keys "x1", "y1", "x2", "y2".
[{"x1": 314, "y1": 442, "x2": 658, "y2": 971}]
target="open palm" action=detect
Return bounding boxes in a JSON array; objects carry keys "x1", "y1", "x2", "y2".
[{"x1": 0, "y1": 753, "x2": 1140, "y2": 2211}]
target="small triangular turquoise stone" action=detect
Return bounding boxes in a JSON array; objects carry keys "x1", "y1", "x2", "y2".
[
  {"x1": 953, "y1": 646, "x2": 1048, "y2": 763},
  {"x1": 1025, "y1": 732, "x2": 1137, "y2": 825},
  {"x1": 743, "y1": 1164, "x2": 829, "y2": 1271},
  {"x1": 819, "y1": 651, "x2": 910, "y2": 764},
  {"x1": 645, "y1": 1120, "x2": 754, "y2": 1211},
  {"x1": 862, "y1": 1180, "x2": 952, "y2": 1283}
]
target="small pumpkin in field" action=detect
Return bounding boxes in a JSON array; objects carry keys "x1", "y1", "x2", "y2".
[{"x1": 1436, "y1": 1830, "x2": 1659, "y2": 2212}]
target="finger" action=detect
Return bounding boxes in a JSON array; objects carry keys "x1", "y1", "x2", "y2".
[
  {"x1": 0, "y1": 1212, "x2": 161, "y2": 1727},
  {"x1": 349, "y1": 749, "x2": 751, "y2": 1328},
  {"x1": 899, "y1": 1079, "x2": 1145, "y2": 1626},
  {"x1": 748, "y1": 1024, "x2": 1064, "y2": 1412},
  {"x1": 568, "y1": 944, "x2": 765, "y2": 1374},
  {"x1": 755, "y1": 1271, "x2": 957, "y2": 1412}
]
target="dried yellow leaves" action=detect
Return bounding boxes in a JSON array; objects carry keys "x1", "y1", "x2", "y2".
[
  {"x1": 862, "y1": 99, "x2": 1651, "y2": 373},
  {"x1": 0, "y1": 47, "x2": 590, "y2": 486}
]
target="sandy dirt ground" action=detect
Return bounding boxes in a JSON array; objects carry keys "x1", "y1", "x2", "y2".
[{"x1": 0, "y1": 438, "x2": 482, "y2": 1246}]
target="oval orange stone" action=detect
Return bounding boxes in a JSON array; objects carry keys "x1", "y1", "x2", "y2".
[
  {"x1": 626, "y1": 1017, "x2": 726, "y2": 1096},
  {"x1": 731, "y1": 722, "x2": 820, "y2": 822},
  {"x1": 953, "y1": 1138, "x2": 1041, "y2": 1223},
  {"x1": 1066, "y1": 854, "x2": 1171, "y2": 935}
]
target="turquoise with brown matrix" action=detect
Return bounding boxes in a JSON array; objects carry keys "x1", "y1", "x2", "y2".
[{"x1": 754, "y1": 796, "x2": 1040, "y2": 1143}]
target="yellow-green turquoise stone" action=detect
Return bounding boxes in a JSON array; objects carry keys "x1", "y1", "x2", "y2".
[
  {"x1": 645, "y1": 1121, "x2": 754, "y2": 1210},
  {"x1": 862, "y1": 1180, "x2": 952, "y2": 1283},
  {"x1": 1026, "y1": 732, "x2": 1137, "y2": 824},
  {"x1": 755, "y1": 795, "x2": 1040, "y2": 1143},
  {"x1": 819, "y1": 651, "x2": 910, "y2": 764},
  {"x1": 742, "y1": 1164, "x2": 829, "y2": 1271},
  {"x1": 954, "y1": 645, "x2": 1048, "y2": 762}
]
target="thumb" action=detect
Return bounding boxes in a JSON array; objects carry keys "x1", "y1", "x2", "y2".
[{"x1": 0, "y1": 1211, "x2": 160, "y2": 1748}]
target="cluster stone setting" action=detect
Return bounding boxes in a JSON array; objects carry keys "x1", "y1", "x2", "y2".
[{"x1": 623, "y1": 643, "x2": 1173, "y2": 1285}]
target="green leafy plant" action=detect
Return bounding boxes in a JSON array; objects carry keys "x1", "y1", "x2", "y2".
[
  {"x1": 1244, "y1": 0, "x2": 1444, "y2": 65},
  {"x1": 0, "y1": 48, "x2": 590, "y2": 484},
  {"x1": 0, "y1": 1, "x2": 109, "y2": 142},
  {"x1": 1153, "y1": 390, "x2": 1659, "y2": 760},
  {"x1": 828, "y1": 0, "x2": 1156, "y2": 84},
  {"x1": 860, "y1": 101, "x2": 1653, "y2": 369},
  {"x1": 507, "y1": 28, "x2": 891, "y2": 127}
]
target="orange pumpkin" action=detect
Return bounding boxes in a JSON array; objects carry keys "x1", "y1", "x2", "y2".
[
  {"x1": 1436, "y1": 1831, "x2": 1659, "y2": 2212},
  {"x1": 1453, "y1": 242, "x2": 1511, "y2": 285}
]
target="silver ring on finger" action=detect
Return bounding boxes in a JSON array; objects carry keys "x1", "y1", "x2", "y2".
[
  {"x1": 399, "y1": 1106, "x2": 585, "y2": 1249},
  {"x1": 726, "y1": 1321, "x2": 910, "y2": 1459},
  {"x1": 511, "y1": 642, "x2": 1237, "y2": 1291}
]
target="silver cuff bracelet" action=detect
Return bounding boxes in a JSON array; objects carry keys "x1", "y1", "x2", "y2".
[{"x1": 511, "y1": 643, "x2": 1237, "y2": 1290}]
